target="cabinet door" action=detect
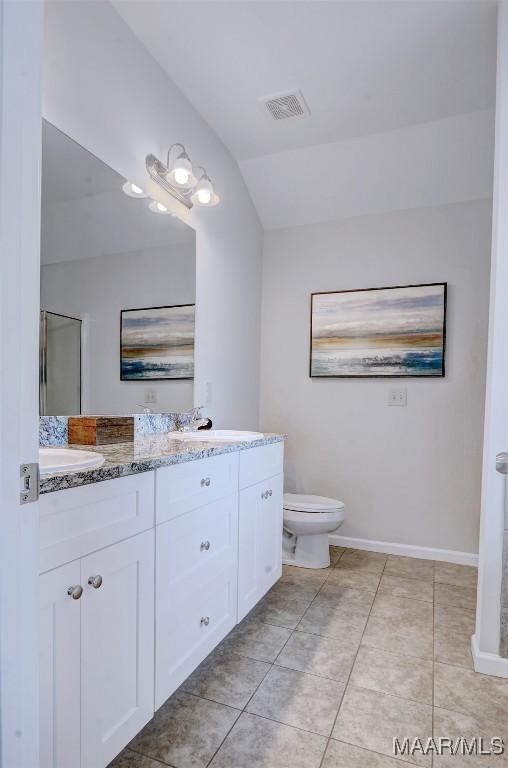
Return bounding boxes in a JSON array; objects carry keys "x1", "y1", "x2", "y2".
[
  {"x1": 39, "y1": 561, "x2": 81, "y2": 768},
  {"x1": 238, "y1": 473, "x2": 283, "y2": 621},
  {"x1": 155, "y1": 495, "x2": 238, "y2": 709},
  {"x1": 81, "y1": 530, "x2": 154, "y2": 768}
]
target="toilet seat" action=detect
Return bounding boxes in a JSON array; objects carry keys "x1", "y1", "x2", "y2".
[{"x1": 283, "y1": 493, "x2": 344, "y2": 514}]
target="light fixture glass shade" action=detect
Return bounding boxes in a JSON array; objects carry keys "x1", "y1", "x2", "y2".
[
  {"x1": 191, "y1": 174, "x2": 220, "y2": 206},
  {"x1": 122, "y1": 181, "x2": 147, "y2": 198},
  {"x1": 167, "y1": 148, "x2": 197, "y2": 188},
  {"x1": 148, "y1": 200, "x2": 171, "y2": 214}
]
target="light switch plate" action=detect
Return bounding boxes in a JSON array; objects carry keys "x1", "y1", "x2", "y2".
[
  {"x1": 144, "y1": 388, "x2": 157, "y2": 404},
  {"x1": 388, "y1": 387, "x2": 407, "y2": 407}
]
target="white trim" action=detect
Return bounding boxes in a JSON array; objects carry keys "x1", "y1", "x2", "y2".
[
  {"x1": 0, "y1": 1, "x2": 43, "y2": 765},
  {"x1": 329, "y1": 534, "x2": 478, "y2": 566},
  {"x1": 471, "y1": 634, "x2": 508, "y2": 678}
]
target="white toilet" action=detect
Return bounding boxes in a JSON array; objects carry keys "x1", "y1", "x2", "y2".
[{"x1": 283, "y1": 493, "x2": 345, "y2": 569}]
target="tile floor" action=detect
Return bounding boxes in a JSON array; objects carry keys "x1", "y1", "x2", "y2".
[{"x1": 109, "y1": 547, "x2": 508, "y2": 768}]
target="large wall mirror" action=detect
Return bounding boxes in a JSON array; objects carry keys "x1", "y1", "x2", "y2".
[{"x1": 40, "y1": 120, "x2": 196, "y2": 416}]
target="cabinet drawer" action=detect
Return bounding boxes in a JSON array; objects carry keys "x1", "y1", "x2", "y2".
[
  {"x1": 155, "y1": 565, "x2": 236, "y2": 709},
  {"x1": 239, "y1": 442, "x2": 284, "y2": 489},
  {"x1": 39, "y1": 472, "x2": 155, "y2": 573},
  {"x1": 156, "y1": 494, "x2": 237, "y2": 586},
  {"x1": 155, "y1": 452, "x2": 239, "y2": 524}
]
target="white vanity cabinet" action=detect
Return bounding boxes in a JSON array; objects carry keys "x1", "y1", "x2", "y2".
[
  {"x1": 40, "y1": 560, "x2": 82, "y2": 768},
  {"x1": 154, "y1": 453, "x2": 239, "y2": 708},
  {"x1": 39, "y1": 475, "x2": 155, "y2": 768},
  {"x1": 237, "y1": 444, "x2": 284, "y2": 620},
  {"x1": 39, "y1": 440, "x2": 284, "y2": 768}
]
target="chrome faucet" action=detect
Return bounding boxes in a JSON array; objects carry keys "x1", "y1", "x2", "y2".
[{"x1": 178, "y1": 406, "x2": 209, "y2": 432}]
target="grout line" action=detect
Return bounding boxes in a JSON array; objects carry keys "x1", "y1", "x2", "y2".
[
  {"x1": 317, "y1": 550, "x2": 388, "y2": 768},
  {"x1": 204, "y1": 612, "x2": 297, "y2": 767},
  {"x1": 205, "y1": 552, "x2": 344, "y2": 767},
  {"x1": 129, "y1": 549, "x2": 480, "y2": 768},
  {"x1": 124, "y1": 746, "x2": 177, "y2": 767}
]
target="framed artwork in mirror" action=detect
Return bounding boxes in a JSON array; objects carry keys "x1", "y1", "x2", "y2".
[
  {"x1": 310, "y1": 283, "x2": 447, "y2": 378},
  {"x1": 120, "y1": 304, "x2": 195, "y2": 380}
]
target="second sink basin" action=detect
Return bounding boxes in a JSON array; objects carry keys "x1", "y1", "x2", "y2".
[
  {"x1": 39, "y1": 447, "x2": 105, "y2": 475},
  {"x1": 166, "y1": 429, "x2": 263, "y2": 442}
]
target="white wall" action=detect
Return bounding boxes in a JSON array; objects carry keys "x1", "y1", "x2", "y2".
[
  {"x1": 41, "y1": 245, "x2": 196, "y2": 414},
  {"x1": 43, "y1": 0, "x2": 263, "y2": 428},
  {"x1": 260, "y1": 200, "x2": 492, "y2": 555}
]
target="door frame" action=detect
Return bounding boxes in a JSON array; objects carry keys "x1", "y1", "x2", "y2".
[
  {"x1": 0, "y1": 0, "x2": 43, "y2": 764},
  {"x1": 473, "y1": 0, "x2": 508, "y2": 678}
]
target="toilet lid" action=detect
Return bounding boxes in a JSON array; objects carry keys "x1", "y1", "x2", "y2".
[{"x1": 283, "y1": 493, "x2": 345, "y2": 514}]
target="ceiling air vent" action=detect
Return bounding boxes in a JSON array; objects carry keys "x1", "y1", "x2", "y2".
[{"x1": 260, "y1": 89, "x2": 310, "y2": 121}]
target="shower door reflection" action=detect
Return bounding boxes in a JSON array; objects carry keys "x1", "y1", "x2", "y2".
[{"x1": 40, "y1": 311, "x2": 82, "y2": 415}]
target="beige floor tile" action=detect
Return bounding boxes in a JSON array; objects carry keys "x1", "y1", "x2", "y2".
[
  {"x1": 323, "y1": 739, "x2": 413, "y2": 767},
  {"x1": 248, "y1": 588, "x2": 312, "y2": 629},
  {"x1": 181, "y1": 649, "x2": 270, "y2": 709},
  {"x1": 384, "y1": 555, "x2": 434, "y2": 583},
  {"x1": 266, "y1": 578, "x2": 321, "y2": 602},
  {"x1": 220, "y1": 618, "x2": 291, "y2": 663},
  {"x1": 330, "y1": 546, "x2": 345, "y2": 564},
  {"x1": 433, "y1": 706, "x2": 508, "y2": 766},
  {"x1": 316, "y1": 584, "x2": 376, "y2": 612},
  {"x1": 246, "y1": 665, "x2": 345, "y2": 736},
  {"x1": 107, "y1": 750, "x2": 167, "y2": 768},
  {"x1": 434, "y1": 604, "x2": 476, "y2": 635},
  {"x1": 434, "y1": 582, "x2": 476, "y2": 611},
  {"x1": 434, "y1": 662, "x2": 508, "y2": 723},
  {"x1": 336, "y1": 550, "x2": 387, "y2": 576},
  {"x1": 297, "y1": 601, "x2": 368, "y2": 644},
  {"x1": 210, "y1": 712, "x2": 327, "y2": 768},
  {"x1": 434, "y1": 630, "x2": 474, "y2": 670},
  {"x1": 378, "y1": 574, "x2": 433, "y2": 603},
  {"x1": 434, "y1": 562, "x2": 477, "y2": 588},
  {"x1": 275, "y1": 630, "x2": 358, "y2": 682},
  {"x1": 127, "y1": 690, "x2": 240, "y2": 768},
  {"x1": 281, "y1": 564, "x2": 330, "y2": 587},
  {"x1": 370, "y1": 594, "x2": 433, "y2": 632},
  {"x1": 351, "y1": 645, "x2": 433, "y2": 704},
  {"x1": 362, "y1": 616, "x2": 433, "y2": 661},
  {"x1": 333, "y1": 685, "x2": 432, "y2": 766},
  {"x1": 325, "y1": 567, "x2": 381, "y2": 593}
]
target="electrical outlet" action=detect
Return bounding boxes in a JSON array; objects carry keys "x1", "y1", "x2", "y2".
[
  {"x1": 388, "y1": 387, "x2": 407, "y2": 407},
  {"x1": 144, "y1": 388, "x2": 157, "y2": 404}
]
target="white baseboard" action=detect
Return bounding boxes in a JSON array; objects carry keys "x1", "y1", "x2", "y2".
[
  {"x1": 471, "y1": 634, "x2": 508, "y2": 678},
  {"x1": 328, "y1": 534, "x2": 478, "y2": 567}
]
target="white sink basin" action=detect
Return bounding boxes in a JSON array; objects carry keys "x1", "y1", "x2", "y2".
[
  {"x1": 166, "y1": 430, "x2": 263, "y2": 442},
  {"x1": 39, "y1": 447, "x2": 105, "y2": 475}
]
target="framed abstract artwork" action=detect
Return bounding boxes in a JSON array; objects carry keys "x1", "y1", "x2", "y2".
[
  {"x1": 310, "y1": 283, "x2": 447, "y2": 378},
  {"x1": 120, "y1": 304, "x2": 195, "y2": 380}
]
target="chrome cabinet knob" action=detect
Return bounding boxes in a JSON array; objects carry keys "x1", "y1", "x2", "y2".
[
  {"x1": 88, "y1": 575, "x2": 103, "y2": 589},
  {"x1": 268, "y1": 489, "x2": 273, "y2": 497},
  {"x1": 200, "y1": 616, "x2": 210, "y2": 627},
  {"x1": 200, "y1": 541, "x2": 211, "y2": 551},
  {"x1": 200, "y1": 477, "x2": 211, "y2": 488},
  {"x1": 67, "y1": 585, "x2": 83, "y2": 600}
]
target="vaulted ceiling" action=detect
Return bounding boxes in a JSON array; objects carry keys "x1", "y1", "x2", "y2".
[{"x1": 114, "y1": 0, "x2": 497, "y2": 229}]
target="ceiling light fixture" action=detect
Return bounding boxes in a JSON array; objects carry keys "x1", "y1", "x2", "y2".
[
  {"x1": 190, "y1": 168, "x2": 220, "y2": 207},
  {"x1": 122, "y1": 181, "x2": 147, "y2": 198},
  {"x1": 146, "y1": 143, "x2": 219, "y2": 210},
  {"x1": 148, "y1": 200, "x2": 171, "y2": 214}
]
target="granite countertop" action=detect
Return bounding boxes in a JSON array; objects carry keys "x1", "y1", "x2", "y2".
[{"x1": 40, "y1": 432, "x2": 286, "y2": 494}]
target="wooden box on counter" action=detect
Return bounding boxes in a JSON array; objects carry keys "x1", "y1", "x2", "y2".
[{"x1": 68, "y1": 416, "x2": 134, "y2": 445}]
